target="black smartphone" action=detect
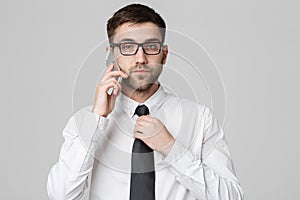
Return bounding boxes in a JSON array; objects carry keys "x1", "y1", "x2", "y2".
[{"x1": 105, "y1": 48, "x2": 122, "y2": 95}]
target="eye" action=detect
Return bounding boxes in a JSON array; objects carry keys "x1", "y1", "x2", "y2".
[
  {"x1": 121, "y1": 43, "x2": 135, "y2": 51},
  {"x1": 145, "y1": 43, "x2": 159, "y2": 50}
]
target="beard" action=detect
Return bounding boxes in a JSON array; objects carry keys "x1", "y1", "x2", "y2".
[{"x1": 122, "y1": 64, "x2": 162, "y2": 92}]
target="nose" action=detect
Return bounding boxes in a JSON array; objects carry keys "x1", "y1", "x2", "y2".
[{"x1": 135, "y1": 46, "x2": 147, "y2": 65}]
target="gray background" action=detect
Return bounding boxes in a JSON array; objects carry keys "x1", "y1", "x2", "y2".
[{"x1": 1, "y1": 0, "x2": 299, "y2": 199}]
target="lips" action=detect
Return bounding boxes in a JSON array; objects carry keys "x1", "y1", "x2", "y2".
[
  {"x1": 131, "y1": 67, "x2": 151, "y2": 74},
  {"x1": 132, "y1": 70, "x2": 150, "y2": 73}
]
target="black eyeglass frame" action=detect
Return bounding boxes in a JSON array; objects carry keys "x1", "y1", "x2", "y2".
[{"x1": 110, "y1": 41, "x2": 164, "y2": 56}]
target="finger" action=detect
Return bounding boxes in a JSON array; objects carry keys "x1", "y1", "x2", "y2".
[
  {"x1": 134, "y1": 130, "x2": 152, "y2": 139},
  {"x1": 100, "y1": 81, "x2": 118, "y2": 94},
  {"x1": 133, "y1": 126, "x2": 142, "y2": 135},
  {"x1": 134, "y1": 125, "x2": 153, "y2": 136},
  {"x1": 99, "y1": 78, "x2": 122, "y2": 93},
  {"x1": 104, "y1": 63, "x2": 128, "y2": 76},
  {"x1": 133, "y1": 131, "x2": 143, "y2": 139},
  {"x1": 138, "y1": 115, "x2": 152, "y2": 122},
  {"x1": 113, "y1": 84, "x2": 120, "y2": 96},
  {"x1": 110, "y1": 79, "x2": 122, "y2": 96},
  {"x1": 134, "y1": 124, "x2": 147, "y2": 132},
  {"x1": 105, "y1": 70, "x2": 128, "y2": 78},
  {"x1": 97, "y1": 77, "x2": 118, "y2": 89},
  {"x1": 113, "y1": 84, "x2": 122, "y2": 96},
  {"x1": 105, "y1": 63, "x2": 114, "y2": 73},
  {"x1": 136, "y1": 115, "x2": 152, "y2": 121},
  {"x1": 136, "y1": 119, "x2": 151, "y2": 127},
  {"x1": 101, "y1": 71, "x2": 128, "y2": 83},
  {"x1": 103, "y1": 77, "x2": 122, "y2": 87},
  {"x1": 133, "y1": 127, "x2": 146, "y2": 137}
]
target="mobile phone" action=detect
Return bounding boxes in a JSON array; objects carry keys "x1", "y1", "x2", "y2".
[{"x1": 105, "y1": 48, "x2": 123, "y2": 95}]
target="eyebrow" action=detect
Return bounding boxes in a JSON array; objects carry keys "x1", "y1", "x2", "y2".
[{"x1": 118, "y1": 38, "x2": 161, "y2": 43}]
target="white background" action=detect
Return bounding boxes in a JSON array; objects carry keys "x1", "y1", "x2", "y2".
[{"x1": 1, "y1": 0, "x2": 300, "y2": 199}]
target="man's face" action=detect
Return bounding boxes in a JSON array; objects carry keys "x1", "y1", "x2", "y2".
[{"x1": 110, "y1": 22, "x2": 168, "y2": 92}]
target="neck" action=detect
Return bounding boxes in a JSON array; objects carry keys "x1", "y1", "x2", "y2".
[{"x1": 121, "y1": 82, "x2": 160, "y2": 103}]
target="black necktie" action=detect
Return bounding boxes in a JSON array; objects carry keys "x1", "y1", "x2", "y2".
[{"x1": 130, "y1": 105, "x2": 155, "y2": 200}]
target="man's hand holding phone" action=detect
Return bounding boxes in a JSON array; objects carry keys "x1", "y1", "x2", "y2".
[{"x1": 92, "y1": 63, "x2": 128, "y2": 117}]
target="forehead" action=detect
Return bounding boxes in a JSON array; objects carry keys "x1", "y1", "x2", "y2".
[{"x1": 111, "y1": 22, "x2": 163, "y2": 43}]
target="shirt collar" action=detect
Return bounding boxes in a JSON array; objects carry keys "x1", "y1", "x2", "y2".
[{"x1": 116, "y1": 84, "x2": 166, "y2": 118}]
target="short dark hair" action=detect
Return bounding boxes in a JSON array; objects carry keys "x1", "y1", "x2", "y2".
[{"x1": 107, "y1": 4, "x2": 166, "y2": 42}]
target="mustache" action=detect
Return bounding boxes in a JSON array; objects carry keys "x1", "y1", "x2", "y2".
[{"x1": 129, "y1": 65, "x2": 151, "y2": 73}]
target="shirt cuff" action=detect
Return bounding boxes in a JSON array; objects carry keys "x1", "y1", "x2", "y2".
[
  {"x1": 161, "y1": 141, "x2": 195, "y2": 173},
  {"x1": 78, "y1": 111, "x2": 109, "y2": 151},
  {"x1": 161, "y1": 141, "x2": 205, "y2": 185}
]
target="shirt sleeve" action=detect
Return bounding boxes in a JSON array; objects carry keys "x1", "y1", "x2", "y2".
[
  {"x1": 162, "y1": 106, "x2": 244, "y2": 200},
  {"x1": 47, "y1": 107, "x2": 109, "y2": 200}
]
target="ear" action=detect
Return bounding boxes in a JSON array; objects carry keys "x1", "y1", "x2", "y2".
[
  {"x1": 106, "y1": 46, "x2": 110, "y2": 53},
  {"x1": 162, "y1": 45, "x2": 168, "y2": 65}
]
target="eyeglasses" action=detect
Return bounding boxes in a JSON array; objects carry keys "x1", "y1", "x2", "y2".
[{"x1": 110, "y1": 42, "x2": 164, "y2": 56}]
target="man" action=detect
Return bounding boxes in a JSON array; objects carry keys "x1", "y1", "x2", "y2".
[{"x1": 47, "y1": 4, "x2": 244, "y2": 200}]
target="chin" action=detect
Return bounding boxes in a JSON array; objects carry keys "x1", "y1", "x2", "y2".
[
  {"x1": 123, "y1": 77, "x2": 155, "y2": 92},
  {"x1": 135, "y1": 83, "x2": 154, "y2": 92}
]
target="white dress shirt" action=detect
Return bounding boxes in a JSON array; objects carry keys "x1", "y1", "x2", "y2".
[{"x1": 47, "y1": 85, "x2": 244, "y2": 200}]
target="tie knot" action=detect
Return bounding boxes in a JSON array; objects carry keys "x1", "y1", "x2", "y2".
[{"x1": 134, "y1": 105, "x2": 149, "y2": 116}]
